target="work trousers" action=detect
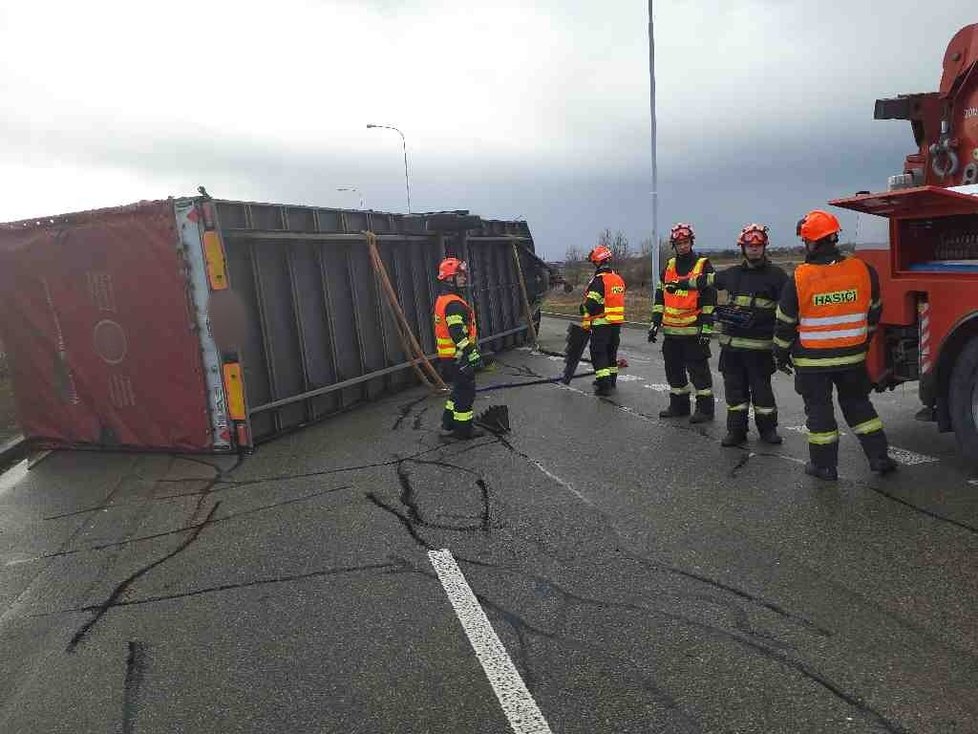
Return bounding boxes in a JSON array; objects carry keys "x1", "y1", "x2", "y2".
[
  {"x1": 720, "y1": 348, "x2": 777, "y2": 434},
  {"x1": 438, "y1": 360, "x2": 476, "y2": 435},
  {"x1": 663, "y1": 336, "x2": 714, "y2": 415},
  {"x1": 795, "y1": 367, "x2": 888, "y2": 469},
  {"x1": 589, "y1": 325, "x2": 621, "y2": 388}
]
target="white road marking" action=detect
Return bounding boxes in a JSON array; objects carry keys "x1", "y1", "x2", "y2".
[
  {"x1": 887, "y1": 446, "x2": 939, "y2": 466},
  {"x1": 428, "y1": 549, "x2": 554, "y2": 734},
  {"x1": 615, "y1": 374, "x2": 645, "y2": 382},
  {"x1": 643, "y1": 384, "x2": 672, "y2": 392}
]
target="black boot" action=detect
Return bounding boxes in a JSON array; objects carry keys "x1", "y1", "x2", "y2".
[
  {"x1": 870, "y1": 455, "x2": 898, "y2": 475},
  {"x1": 659, "y1": 393, "x2": 690, "y2": 418},
  {"x1": 758, "y1": 429, "x2": 783, "y2": 445},
  {"x1": 804, "y1": 462, "x2": 838, "y2": 481},
  {"x1": 755, "y1": 411, "x2": 782, "y2": 444},
  {"x1": 593, "y1": 377, "x2": 613, "y2": 396},
  {"x1": 720, "y1": 431, "x2": 747, "y2": 447},
  {"x1": 689, "y1": 395, "x2": 715, "y2": 424},
  {"x1": 452, "y1": 422, "x2": 486, "y2": 440}
]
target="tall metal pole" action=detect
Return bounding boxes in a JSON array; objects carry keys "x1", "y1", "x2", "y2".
[
  {"x1": 648, "y1": 0, "x2": 659, "y2": 306},
  {"x1": 366, "y1": 124, "x2": 412, "y2": 213}
]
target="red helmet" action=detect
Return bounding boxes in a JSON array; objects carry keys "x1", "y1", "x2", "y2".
[
  {"x1": 437, "y1": 257, "x2": 467, "y2": 281},
  {"x1": 669, "y1": 223, "x2": 695, "y2": 244},
  {"x1": 737, "y1": 223, "x2": 769, "y2": 247},
  {"x1": 798, "y1": 210, "x2": 841, "y2": 242},
  {"x1": 587, "y1": 245, "x2": 613, "y2": 265}
]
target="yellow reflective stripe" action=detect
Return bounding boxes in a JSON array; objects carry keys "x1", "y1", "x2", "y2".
[
  {"x1": 700, "y1": 324, "x2": 714, "y2": 333},
  {"x1": 754, "y1": 406, "x2": 777, "y2": 415},
  {"x1": 437, "y1": 338, "x2": 456, "y2": 345},
  {"x1": 445, "y1": 400, "x2": 455, "y2": 410},
  {"x1": 586, "y1": 291, "x2": 605, "y2": 303},
  {"x1": 456, "y1": 338, "x2": 470, "y2": 350},
  {"x1": 670, "y1": 385, "x2": 690, "y2": 395},
  {"x1": 664, "y1": 313, "x2": 698, "y2": 325},
  {"x1": 663, "y1": 326, "x2": 700, "y2": 335},
  {"x1": 727, "y1": 403, "x2": 749, "y2": 411},
  {"x1": 665, "y1": 306, "x2": 690, "y2": 314},
  {"x1": 608, "y1": 366, "x2": 619, "y2": 374},
  {"x1": 453, "y1": 410, "x2": 474, "y2": 422},
  {"x1": 604, "y1": 306, "x2": 624, "y2": 313},
  {"x1": 773, "y1": 336, "x2": 793, "y2": 349},
  {"x1": 731, "y1": 295, "x2": 776, "y2": 309},
  {"x1": 595, "y1": 368, "x2": 612, "y2": 378},
  {"x1": 808, "y1": 430, "x2": 839, "y2": 445},
  {"x1": 719, "y1": 335, "x2": 773, "y2": 350},
  {"x1": 695, "y1": 388, "x2": 714, "y2": 397},
  {"x1": 776, "y1": 306, "x2": 797, "y2": 324},
  {"x1": 701, "y1": 305, "x2": 716, "y2": 314},
  {"x1": 445, "y1": 314, "x2": 465, "y2": 325},
  {"x1": 793, "y1": 353, "x2": 866, "y2": 368},
  {"x1": 652, "y1": 304, "x2": 665, "y2": 313},
  {"x1": 705, "y1": 272, "x2": 716, "y2": 287},
  {"x1": 852, "y1": 417, "x2": 883, "y2": 435}
]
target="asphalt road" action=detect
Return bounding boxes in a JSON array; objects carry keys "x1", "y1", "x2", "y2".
[{"x1": 1, "y1": 316, "x2": 977, "y2": 733}]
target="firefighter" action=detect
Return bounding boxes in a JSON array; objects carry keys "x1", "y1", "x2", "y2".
[
  {"x1": 773, "y1": 210, "x2": 897, "y2": 480},
  {"x1": 433, "y1": 257, "x2": 484, "y2": 440},
  {"x1": 580, "y1": 244, "x2": 626, "y2": 396},
  {"x1": 667, "y1": 223, "x2": 788, "y2": 446},
  {"x1": 648, "y1": 223, "x2": 716, "y2": 422}
]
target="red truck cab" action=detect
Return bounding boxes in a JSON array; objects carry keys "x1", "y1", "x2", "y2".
[{"x1": 831, "y1": 23, "x2": 978, "y2": 456}]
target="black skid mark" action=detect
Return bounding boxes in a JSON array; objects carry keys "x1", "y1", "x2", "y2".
[
  {"x1": 729, "y1": 450, "x2": 753, "y2": 478},
  {"x1": 365, "y1": 493, "x2": 434, "y2": 550},
  {"x1": 66, "y1": 503, "x2": 220, "y2": 652},
  {"x1": 412, "y1": 406, "x2": 430, "y2": 431},
  {"x1": 394, "y1": 459, "x2": 490, "y2": 533},
  {"x1": 35, "y1": 486, "x2": 354, "y2": 562},
  {"x1": 392, "y1": 394, "x2": 430, "y2": 431},
  {"x1": 122, "y1": 641, "x2": 146, "y2": 734},
  {"x1": 58, "y1": 562, "x2": 399, "y2": 612},
  {"x1": 624, "y1": 554, "x2": 831, "y2": 638}
]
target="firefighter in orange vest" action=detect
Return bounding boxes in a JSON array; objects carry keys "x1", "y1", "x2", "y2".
[
  {"x1": 581, "y1": 245, "x2": 626, "y2": 396},
  {"x1": 774, "y1": 210, "x2": 897, "y2": 480},
  {"x1": 648, "y1": 223, "x2": 717, "y2": 422},
  {"x1": 433, "y1": 257, "x2": 483, "y2": 440}
]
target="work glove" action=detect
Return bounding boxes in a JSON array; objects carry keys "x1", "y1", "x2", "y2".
[
  {"x1": 774, "y1": 348, "x2": 793, "y2": 376},
  {"x1": 664, "y1": 279, "x2": 690, "y2": 294},
  {"x1": 647, "y1": 323, "x2": 659, "y2": 343},
  {"x1": 698, "y1": 329, "x2": 712, "y2": 348},
  {"x1": 456, "y1": 347, "x2": 483, "y2": 376}
]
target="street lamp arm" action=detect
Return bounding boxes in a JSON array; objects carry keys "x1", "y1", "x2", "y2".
[{"x1": 366, "y1": 123, "x2": 412, "y2": 213}]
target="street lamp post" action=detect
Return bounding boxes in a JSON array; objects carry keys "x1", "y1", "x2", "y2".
[
  {"x1": 337, "y1": 186, "x2": 365, "y2": 210},
  {"x1": 648, "y1": 0, "x2": 660, "y2": 304},
  {"x1": 366, "y1": 123, "x2": 412, "y2": 213}
]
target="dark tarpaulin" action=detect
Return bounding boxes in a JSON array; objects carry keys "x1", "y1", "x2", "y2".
[{"x1": 0, "y1": 200, "x2": 214, "y2": 451}]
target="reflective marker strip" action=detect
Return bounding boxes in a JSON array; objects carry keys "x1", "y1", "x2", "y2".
[
  {"x1": 800, "y1": 326, "x2": 868, "y2": 341},
  {"x1": 428, "y1": 550, "x2": 554, "y2": 734},
  {"x1": 799, "y1": 313, "x2": 866, "y2": 327}
]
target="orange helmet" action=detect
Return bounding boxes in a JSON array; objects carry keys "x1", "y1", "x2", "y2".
[
  {"x1": 737, "y1": 223, "x2": 769, "y2": 247},
  {"x1": 587, "y1": 245, "x2": 613, "y2": 265},
  {"x1": 437, "y1": 257, "x2": 467, "y2": 281},
  {"x1": 798, "y1": 210, "x2": 841, "y2": 242},
  {"x1": 669, "y1": 223, "x2": 695, "y2": 244}
]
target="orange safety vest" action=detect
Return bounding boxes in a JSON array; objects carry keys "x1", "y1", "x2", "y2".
[
  {"x1": 795, "y1": 258, "x2": 871, "y2": 350},
  {"x1": 581, "y1": 271, "x2": 626, "y2": 329},
  {"x1": 433, "y1": 293, "x2": 477, "y2": 359},
  {"x1": 662, "y1": 257, "x2": 707, "y2": 335}
]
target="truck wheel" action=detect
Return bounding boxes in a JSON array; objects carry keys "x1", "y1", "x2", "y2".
[{"x1": 948, "y1": 336, "x2": 978, "y2": 457}]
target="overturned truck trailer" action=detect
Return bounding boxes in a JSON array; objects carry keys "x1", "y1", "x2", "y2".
[{"x1": 0, "y1": 198, "x2": 550, "y2": 453}]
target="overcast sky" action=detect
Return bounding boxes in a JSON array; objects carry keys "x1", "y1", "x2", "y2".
[{"x1": 1, "y1": 1, "x2": 975, "y2": 258}]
